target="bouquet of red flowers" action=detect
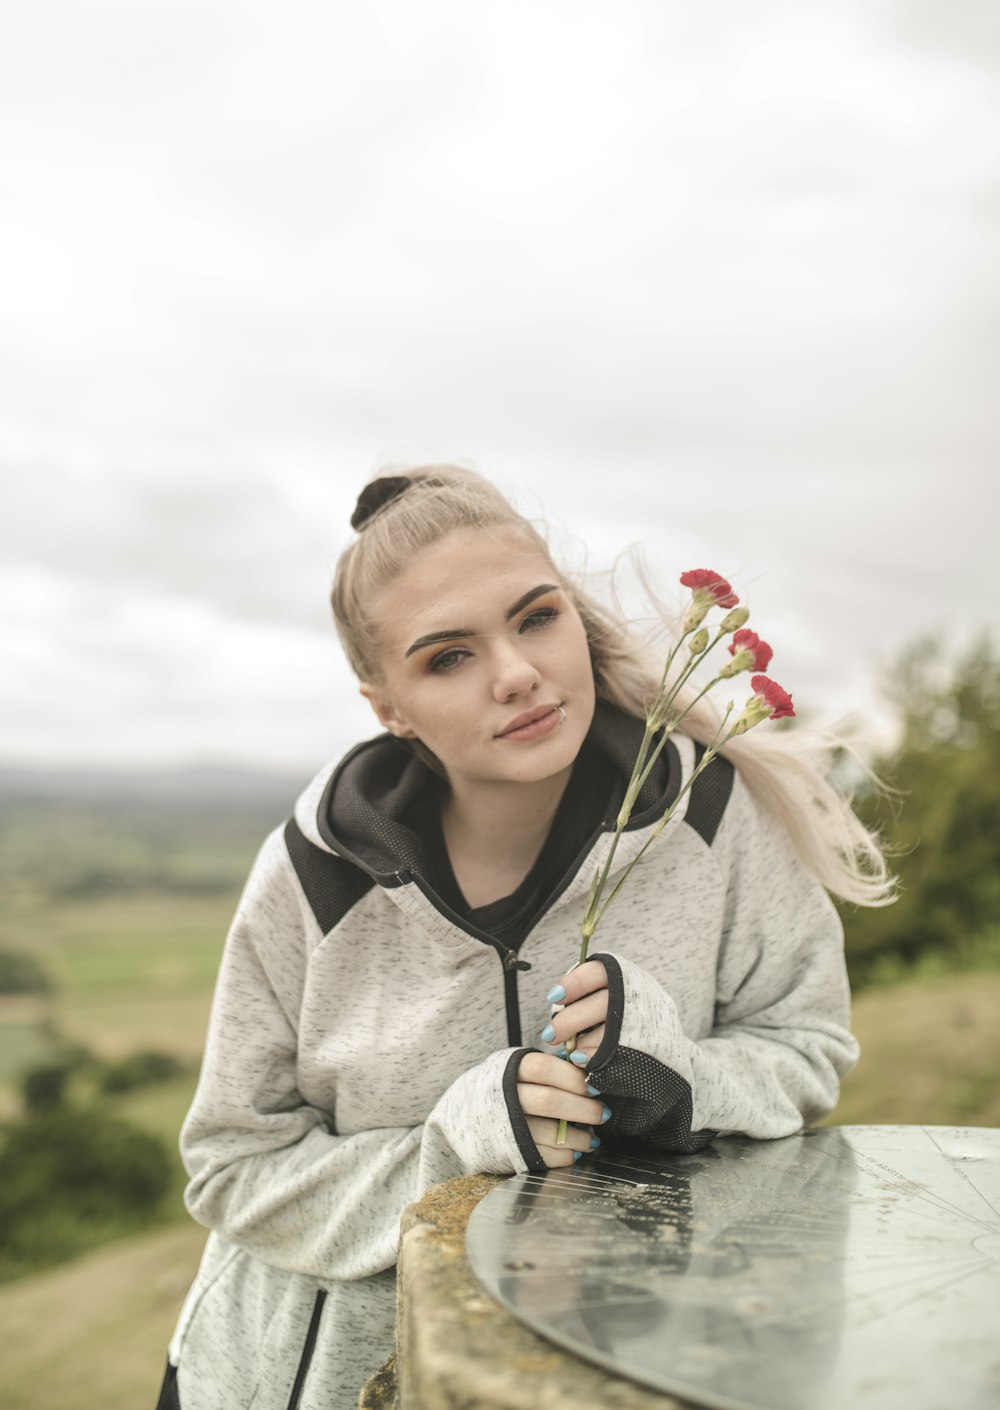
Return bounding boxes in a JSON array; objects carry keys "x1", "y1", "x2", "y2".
[{"x1": 555, "y1": 569, "x2": 794, "y2": 1141}]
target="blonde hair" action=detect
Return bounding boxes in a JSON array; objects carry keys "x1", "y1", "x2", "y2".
[{"x1": 331, "y1": 463, "x2": 893, "y2": 907}]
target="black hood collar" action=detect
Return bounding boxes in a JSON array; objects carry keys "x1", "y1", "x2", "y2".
[{"x1": 315, "y1": 697, "x2": 681, "y2": 885}]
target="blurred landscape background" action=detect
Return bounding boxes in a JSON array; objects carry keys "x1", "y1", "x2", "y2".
[
  {"x1": 2, "y1": 631, "x2": 998, "y2": 1409},
  {"x1": 2, "y1": 1, "x2": 999, "y2": 1407}
]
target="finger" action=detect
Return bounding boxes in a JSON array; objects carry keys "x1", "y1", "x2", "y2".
[
  {"x1": 526, "y1": 1117, "x2": 593, "y2": 1152},
  {"x1": 542, "y1": 991, "x2": 608, "y2": 1047},
  {"x1": 564, "y1": 1025, "x2": 606, "y2": 1066},
  {"x1": 518, "y1": 1051, "x2": 590, "y2": 1094},
  {"x1": 526, "y1": 1115, "x2": 597, "y2": 1157},
  {"x1": 547, "y1": 960, "x2": 608, "y2": 1005},
  {"x1": 532, "y1": 1141, "x2": 578, "y2": 1169},
  {"x1": 517, "y1": 1082, "x2": 608, "y2": 1128}
]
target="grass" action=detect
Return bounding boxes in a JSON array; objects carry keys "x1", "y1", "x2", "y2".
[
  {"x1": 0, "y1": 874, "x2": 225, "y2": 1283},
  {"x1": 827, "y1": 970, "x2": 1000, "y2": 1128},
  {"x1": 0, "y1": 1015, "x2": 53, "y2": 1087},
  {"x1": 0, "y1": 1221, "x2": 209, "y2": 1410},
  {"x1": 0, "y1": 892, "x2": 227, "y2": 1098},
  {"x1": 53, "y1": 993, "x2": 216, "y2": 1063},
  {"x1": 2, "y1": 893, "x2": 230, "y2": 996}
]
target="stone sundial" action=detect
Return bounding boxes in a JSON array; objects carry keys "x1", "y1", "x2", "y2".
[{"x1": 465, "y1": 1125, "x2": 1000, "y2": 1410}]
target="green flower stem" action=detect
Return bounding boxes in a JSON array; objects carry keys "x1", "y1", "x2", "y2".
[
  {"x1": 555, "y1": 728, "x2": 735, "y2": 1143},
  {"x1": 592, "y1": 725, "x2": 732, "y2": 931},
  {"x1": 616, "y1": 641, "x2": 710, "y2": 823},
  {"x1": 656, "y1": 630, "x2": 692, "y2": 695},
  {"x1": 553, "y1": 626, "x2": 735, "y2": 1146},
  {"x1": 554, "y1": 711, "x2": 662, "y2": 1133},
  {"x1": 644, "y1": 644, "x2": 710, "y2": 734},
  {"x1": 658, "y1": 629, "x2": 727, "y2": 715},
  {"x1": 624, "y1": 629, "x2": 729, "y2": 806},
  {"x1": 623, "y1": 668, "x2": 728, "y2": 809}
]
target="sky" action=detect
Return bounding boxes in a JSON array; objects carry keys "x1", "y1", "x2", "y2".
[{"x1": 2, "y1": 0, "x2": 998, "y2": 776}]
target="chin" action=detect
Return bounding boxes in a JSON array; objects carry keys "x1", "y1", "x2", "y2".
[{"x1": 509, "y1": 734, "x2": 583, "y2": 784}]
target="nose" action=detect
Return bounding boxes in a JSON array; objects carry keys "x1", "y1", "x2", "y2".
[{"x1": 490, "y1": 637, "x2": 542, "y2": 702}]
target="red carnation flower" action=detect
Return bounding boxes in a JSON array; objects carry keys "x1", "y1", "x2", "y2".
[
  {"x1": 679, "y1": 569, "x2": 739, "y2": 609},
  {"x1": 750, "y1": 675, "x2": 795, "y2": 720},
  {"x1": 729, "y1": 629, "x2": 773, "y2": 673}
]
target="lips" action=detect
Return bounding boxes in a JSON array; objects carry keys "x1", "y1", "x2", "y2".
[{"x1": 496, "y1": 703, "x2": 561, "y2": 738}]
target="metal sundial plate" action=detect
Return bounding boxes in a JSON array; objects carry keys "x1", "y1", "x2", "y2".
[{"x1": 465, "y1": 1126, "x2": 1000, "y2": 1410}]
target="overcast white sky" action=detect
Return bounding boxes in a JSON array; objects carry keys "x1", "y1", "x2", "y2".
[{"x1": 2, "y1": 0, "x2": 998, "y2": 775}]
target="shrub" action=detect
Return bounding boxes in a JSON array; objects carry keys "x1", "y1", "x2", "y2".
[
  {"x1": 22, "y1": 1064, "x2": 71, "y2": 1111},
  {"x1": 0, "y1": 947, "x2": 52, "y2": 994},
  {"x1": 99, "y1": 1049, "x2": 184, "y2": 1094},
  {"x1": 0, "y1": 1107, "x2": 171, "y2": 1278},
  {"x1": 20, "y1": 1042, "x2": 97, "y2": 1112}
]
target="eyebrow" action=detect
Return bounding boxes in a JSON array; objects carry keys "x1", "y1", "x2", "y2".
[{"x1": 403, "y1": 583, "x2": 560, "y2": 659}]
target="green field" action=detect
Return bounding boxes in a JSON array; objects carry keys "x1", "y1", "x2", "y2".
[
  {"x1": 826, "y1": 971, "x2": 1000, "y2": 1127},
  {"x1": 0, "y1": 788, "x2": 267, "y2": 1283}
]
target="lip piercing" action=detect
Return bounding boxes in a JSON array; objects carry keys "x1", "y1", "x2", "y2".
[{"x1": 555, "y1": 705, "x2": 567, "y2": 723}]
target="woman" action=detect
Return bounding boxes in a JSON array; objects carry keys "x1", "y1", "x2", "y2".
[{"x1": 155, "y1": 465, "x2": 891, "y2": 1410}]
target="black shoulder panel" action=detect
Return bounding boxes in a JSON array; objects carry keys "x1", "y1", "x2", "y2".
[
  {"x1": 284, "y1": 817, "x2": 376, "y2": 935},
  {"x1": 683, "y1": 744, "x2": 735, "y2": 848}
]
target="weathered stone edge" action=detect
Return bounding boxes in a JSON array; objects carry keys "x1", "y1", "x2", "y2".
[{"x1": 384, "y1": 1173, "x2": 688, "y2": 1410}]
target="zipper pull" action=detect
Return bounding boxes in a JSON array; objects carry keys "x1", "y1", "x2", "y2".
[{"x1": 502, "y1": 948, "x2": 532, "y2": 972}]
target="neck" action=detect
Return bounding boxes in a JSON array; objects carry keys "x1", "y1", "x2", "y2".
[{"x1": 440, "y1": 766, "x2": 574, "y2": 876}]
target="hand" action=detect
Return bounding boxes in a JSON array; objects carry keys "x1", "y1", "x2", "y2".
[
  {"x1": 516, "y1": 1052, "x2": 609, "y2": 1168},
  {"x1": 545, "y1": 960, "x2": 609, "y2": 1065}
]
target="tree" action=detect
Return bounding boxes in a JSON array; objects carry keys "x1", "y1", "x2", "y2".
[
  {"x1": 0, "y1": 1107, "x2": 171, "y2": 1278},
  {"x1": 839, "y1": 633, "x2": 1000, "y2": 984}
]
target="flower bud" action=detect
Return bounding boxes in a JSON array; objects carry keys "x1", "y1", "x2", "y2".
[
  {"x1": 720, "y1": 606, "x2": 750, "y2": 632},
  {"x1": 730, "y1": 696, "x2": 771, "y2": 736},
  {"x1": 688, "y1": 627, "x2": 709, "y2": 656},
  {"x1": 718, "y1": 649, "x2": 751, "y2": 678},
  {"x1": 682, "y1": 599, "x2": 710, "y2": 633}
]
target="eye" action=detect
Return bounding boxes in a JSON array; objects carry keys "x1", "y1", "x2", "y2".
[
  {"x1": 428, "y1": 647, "x2": 471, "y2": 674},
  {"x1": 519, "y1": 606, "x2": 559, "y2": 633}
]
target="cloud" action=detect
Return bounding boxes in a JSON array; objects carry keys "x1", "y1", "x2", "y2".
[{"x1": 1, "y1": 0, "x2": 998, "y2": 765}]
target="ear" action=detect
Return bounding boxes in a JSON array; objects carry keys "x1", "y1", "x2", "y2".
[{"x1": 359, "y1": 682, "x2": 417, "y2": 738}]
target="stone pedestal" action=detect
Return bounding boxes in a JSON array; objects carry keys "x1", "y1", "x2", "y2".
[{"x1": 360, "y1": 1174, "x2": 685, "y2": 1410}]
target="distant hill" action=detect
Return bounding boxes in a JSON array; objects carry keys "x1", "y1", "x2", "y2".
[
  {"x1": 0, "y1": 764, "x2": 309, "y2": 809},
  {"x1": 0, "y1": 763, "x2": 324, "y2": 897}
]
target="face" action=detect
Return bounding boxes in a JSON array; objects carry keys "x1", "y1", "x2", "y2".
[{"x1": 361, "y1": 526, "x2": 596, "y2": 789}]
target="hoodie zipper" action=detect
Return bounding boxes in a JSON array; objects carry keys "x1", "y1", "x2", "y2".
[
  {"x1": 500, "y1": 945, "x2": 532, "y2": 1045},
  {"x1": 400, "y1": 871, "x2": 533, "y2": 1043},
  {"x1": 286, "y1": 1289, "x2": 326, "y2": 1410}
]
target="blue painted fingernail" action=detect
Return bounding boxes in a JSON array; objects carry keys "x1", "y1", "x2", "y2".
[
  {"x1": 570, "y1": 1051, "x2": 588, "y2": 1067},
  {"x1": 539, "y1": 1023, "x2": 555, "y2": 1043},
  {"x1": 572, "y1": 1150, "x2": 582, "y2": 1162},
  {"x1": 547, "y1": 984, "x2": 566, "y2": 1003},
  {"x1": 590, "y1": 1135, "x2": 601, "y2": 1150},
  {"x1": 586, "y1": 1083, "x2": 601, "y2": 1096},
  {"x1": 555, "y1": 1045, "x2": 568, "y2": 1059},
  {"x1": 601, "y1": 1104, "x2": 612, "y2": 1123}
]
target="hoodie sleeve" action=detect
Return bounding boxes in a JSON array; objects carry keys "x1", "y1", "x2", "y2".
[
  {"x1": 586, "y1": 769, "x2": 860, "y2": 1152},
  {"x1": 180, "y1": 831, "x2": 539, "y2": 1284}
]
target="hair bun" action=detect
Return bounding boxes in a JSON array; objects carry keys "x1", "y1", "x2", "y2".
[{"x1": 350, "y1": 475, "x2": 412, "y2": 531}]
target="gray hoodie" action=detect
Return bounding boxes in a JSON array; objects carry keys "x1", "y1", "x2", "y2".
[{"x1": 164, "y1": 702, "x2": 858, "y2": 1410}]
